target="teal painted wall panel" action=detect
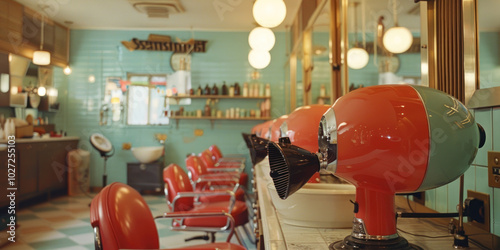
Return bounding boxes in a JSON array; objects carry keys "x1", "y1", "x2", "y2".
[{"x1": 66, "y1": 29, "x2": 288, "y2": 188}]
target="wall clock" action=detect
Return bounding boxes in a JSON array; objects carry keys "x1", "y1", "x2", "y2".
[{"x1": 170, "y1": 53, "x2": 191, "y2": 72}]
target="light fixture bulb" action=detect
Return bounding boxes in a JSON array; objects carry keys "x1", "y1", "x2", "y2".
[
  {"x1": 347, "y1": 48, "x2": 369, "y2": 69},
  {"x1": 64, "y1": 65, "x2": 72, "y2": 75},
  {"x1": 88, "y1": 74, "x2": 96, "y2": 83},
  {"x1": 38, "y1": 86, "x2": 46, "y2": 96},
  {"x1": 383, "y1": 27, "x2": 413, "y2": 54},
  {"x1": 248, "y1": 50, "x2": 271, "y2": 69},
  {"x1": 33, "y1": 51, "x2": 51, "y2": 65},
  {"x1": 253, "y1": 0, "x2": 287, "y2": 28},
  {"x1": 248, "y1": 27, "x2": 275, "y2": 51}
]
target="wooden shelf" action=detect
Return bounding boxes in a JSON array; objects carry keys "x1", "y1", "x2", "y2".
[
  {"x1": 170, "y1": 116, "x2": 271, "y2": 120},
  {"x1": 169, "y1": 116, "x2": 271, "y2": 128},
  {"x1": 165, "y1": 95, "x2": 270, "y2": 100}
]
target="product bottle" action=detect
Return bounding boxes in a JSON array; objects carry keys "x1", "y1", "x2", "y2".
[
  {"x1": 229, "y1": 85, "x2": 234, "y2": 97},
  {"x1": 0, "y1": 122, "x2": 5, "y2": 139},
  {"x1": 320, "y1": 84, "x2": 326, "y2": 96},
  {"x1": 189, "y1": 88, "x2": 194, "y2": 96},
  {"x1": 9, "y1": 119, "x2": 15, "y2": 137},
  {"x1": 204, "y1": 99, "x2": 211, "y2": 117},
  {"x1": 243, "y1": 82, "x2": 249, "y2": 97},
  {"x1": 196, "y1": 86, "x2": 202, "y2": 96},
  {"x1": 265, "y1": 83, "x2": 271, "y2": 97},
  {"x1": 222, "y1": 81, "x2": 228, "y2": 95},
  {"x1": 234, "y1": 82, "x2": 241, "y2": 96},
  {"x1": 259, "y1": 83, "x2": 264, "y2": 97},
  {"x1": 204, "y1": 84, "x2": 211, "y2": 95},
  {"x1": 211, "y1": 84, "x2": 218, "y2": 95}
]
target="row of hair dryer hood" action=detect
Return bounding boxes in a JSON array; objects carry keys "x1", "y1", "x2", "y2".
[{"x1": 242, "y1": 85, "x2": 486, "y2": 249}]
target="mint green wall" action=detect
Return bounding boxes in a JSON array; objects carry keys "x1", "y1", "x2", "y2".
[
  {"x1": 424, "y1": 32, "x2": 500, "y2": 236},
  {"x1": 62, "y1": 30, "x2": 287, "y2": 189}
]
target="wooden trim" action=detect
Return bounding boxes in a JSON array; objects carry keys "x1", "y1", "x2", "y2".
[
  {"x1": 302, "y1": 29, "x2": 312, "y2": 105},
  {"x1": 330, "y1": 0, "x2": 342, "y2": 101},
  {"x1": 290, "y1": 53, "x2": 297, "y2": 111},
  {"x1": 341, "y1": 0, "x2": 349, "y2": 95}
]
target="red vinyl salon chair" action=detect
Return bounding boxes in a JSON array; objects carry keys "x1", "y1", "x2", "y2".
[
  {"x1": 267, "y1": 85, "x2": 486, "y2": 250},
  {"x1": 199, "y1": 149, "x2": 248, "y2": 187},
  {"x1": 89, "y1": 182, "x2": 245, "y2": 250},
  {"x1": 163, "y1": 164, "x2": 249, "y2": 245},
  {"x1": 185, "y1": 155, "x2": 246, "y2": 202},
  {"x1": 208, "y1": 145, "x2": 246, "y2": 164}
]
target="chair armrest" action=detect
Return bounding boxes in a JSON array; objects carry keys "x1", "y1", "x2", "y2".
[
  {"x1": 218, "y1": 157, "x2": 246, "y2": 163},
  {"x1": 155, "y1": 212, "x2": 236, "y2": 242},
  {"x1": 172, "y1": 190, "x2": 236, "y2": 214},
  {"x1": 207, "y1": 166, "x2": 243, "y2": 173},
  {"x1": 197, "y1": 173, "x2": 239, "y2": 183}
]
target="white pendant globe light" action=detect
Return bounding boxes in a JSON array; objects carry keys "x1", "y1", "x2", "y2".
[
  {"x1": 248, "y1": 50, "x2": 271, "y2": 69},
  {"x1": 37, "y1": 86, "x2": 46, "y2": 96},
  {"x1": 383, "y1": 0, "x2": 413, "y2": 54},
  {"x1": 347, "y1": 2, "x2": 369, "y2": 69},
  {"x1": 383, "y1": 27, "x2": 413, "y2": 54},
  {"x1": 253, "y1": 0, "x2": 287, "y2": 28},
  {"x1": 32, "y1": 15, "x2": 51, "y2": 66},
  {"x1": 249, "y1": 27, "x2": 275, "y2": 51},
  {"x1": 347, "y1": 48, "x2": 369, "y2": 69}
]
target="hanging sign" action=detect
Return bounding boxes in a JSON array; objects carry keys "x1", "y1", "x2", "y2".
[{"x1": 121, "y1": 34, "x2": 207, "y2": 53}]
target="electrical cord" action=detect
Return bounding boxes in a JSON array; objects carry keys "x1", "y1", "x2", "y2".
[
  {"x1": 397, "y1": 228, "x2": 452, "y2": 238},
  {"x1": 406, "y1": 194, "x2": 416, "y2": 213}
]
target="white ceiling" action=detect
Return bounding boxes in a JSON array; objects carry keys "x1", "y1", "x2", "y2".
[
  {"x1": 13, "y1": 0, "x2": 500, "y2": 32},
  {"x1": 14, "y1": 0, "x2": 302, "y2": 31}
]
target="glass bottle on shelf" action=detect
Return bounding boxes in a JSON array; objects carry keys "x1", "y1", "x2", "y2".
[
  {"x1": 196, "y1": 86, "x2": 202, "y2": 96},
  {"x1": 222, "y1": 81, "x2": 228, "y2": 95},
  {"x1": 243, "y1": 82, "x2": 249, "y2": 97},
  {"x1": 234, "y1": 82, "x2": 241, "y2": 96},
  {"x1": 211, "y1": 83, "x2": 218, "y2": 95},
  {"x1": 265, "y1": 83, "x2": 271, "y2": 97},
  {"x1": 204, "y1": 84, "x2": 211, "y2": 95}
]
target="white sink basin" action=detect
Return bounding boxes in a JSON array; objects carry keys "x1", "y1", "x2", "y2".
[
  {"x1": 268, "y1": 182, "x2": 356, "y2": 228},
  {"x1": 131, "y1": 146, "x2": 164, "y2": 163}
]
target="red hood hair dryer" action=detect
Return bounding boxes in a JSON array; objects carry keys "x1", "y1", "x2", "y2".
[{"x1": 268, "y1": 85, "x2": 485, "y2": 249}]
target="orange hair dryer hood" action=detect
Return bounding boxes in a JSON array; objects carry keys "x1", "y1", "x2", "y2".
[{"x1": 268, "y1": 85, "x2": 485, "y2": 245}]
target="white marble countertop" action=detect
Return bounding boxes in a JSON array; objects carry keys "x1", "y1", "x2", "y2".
[
  {"x1": 256, "y1": 158, "x2": 485, "y2": 250},
  {"x1": 0, "y1": 136, "x2": 80, "y2": 144}
]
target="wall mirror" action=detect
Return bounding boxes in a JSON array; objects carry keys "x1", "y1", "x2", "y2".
[
  {"x1": 345, "y1": 0, "x2": 423, "y2": 90},
  {"x1": 477, "y1": 0, "x2": 500, "y2": 90},
  {"x1": 311, "y1": 1, "x2": 332, "y2": 105},
  {"x1": 465, "y1": 0, "x2": 500, "y2": 108}
]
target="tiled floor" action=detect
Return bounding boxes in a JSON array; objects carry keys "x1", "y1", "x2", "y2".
[{"x1": 1, "y1": 194, "x2": 254, "y2": 250}]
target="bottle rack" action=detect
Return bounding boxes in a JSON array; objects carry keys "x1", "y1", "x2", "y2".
[{"x1": 163, "y1": 95, "x2": 271, "y2": 128}]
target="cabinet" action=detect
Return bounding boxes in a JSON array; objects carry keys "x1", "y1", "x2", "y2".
[
  {"x1": 0, "y1": 0, "x2": 23, "y2": 54},
  {"x1": 165, "y1": 95, "x2": 272, "y2": 128},
  {"x1": 17, "y1": 144, "x2": 38, "y2": 198},
  {"x1": 0, "y1": 0, "x2": 70, "y2": 67},
  {"x1": 127, "y1": 161, "x2": 163, "y2": 194},
  {"x1": 22, "y1": 6, "x2": 70, "y2": 67},
  {"x1": 0, "y1": 138, "x2": 79, "y2": 209}
]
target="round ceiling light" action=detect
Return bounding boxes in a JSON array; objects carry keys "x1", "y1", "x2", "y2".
[
  {"x1": 347, "y1": 48, "x2": 369, "y2": 69},
  {"x1": 248, "y1": 49, "x2": 271, "y2": 69},
  {"x1": 253, "y1": 0, "x2": 287, "y2": 28},
  {"x1": 37, "y1": 86, "x2": 46, "y2": 97},
  {"x1": 249, "y1": 27, "x2": 275, "y2": 51},
  {"x1": 383, "y1": 27, "x2": 413, "y2": 54}
]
